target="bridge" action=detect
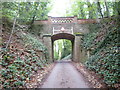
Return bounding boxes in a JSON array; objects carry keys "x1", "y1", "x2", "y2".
[{"x1": 34, "y1": 16, "x2": 96, "y2": 62}]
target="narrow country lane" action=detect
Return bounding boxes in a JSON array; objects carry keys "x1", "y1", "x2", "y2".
[{"x1": 41, "y1": 60, "x2": 90, "y2": 88}]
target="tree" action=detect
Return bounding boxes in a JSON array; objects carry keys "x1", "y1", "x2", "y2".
[
  {"x1": 104, "y1": 0, "x2": 110, "y2": 17},
  {"x1": 54, "y1": 39, "x2": 72, "y2": 60},
  {"x1": 97, "y1": 0, "x2": 103, "y2": 18},
  {"x1": 116, "y1": 1, "x2": 120, "y2": 15},
  {"x1": 87, "y1": 1, "x2": 94, "y2": 19},
  {"x1": 2, "y1": 2, "x2": 50, "y2": 24},
  {"x1": 66, "y1": 0, "x2": 119, "y2": 19},
  {"x1": 61, "y1": 39, "x2": 72, "y2": 59}
]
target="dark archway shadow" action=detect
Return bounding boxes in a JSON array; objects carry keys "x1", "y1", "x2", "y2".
[
  {"x1": 51, "y1": 33, "x2": 75, "y2": 61},
  {"x1": 51, "y1": 33, "x2": 75, "y2": 42}
]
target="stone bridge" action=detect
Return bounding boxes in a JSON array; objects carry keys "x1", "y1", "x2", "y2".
[{"x1": 34, "y1": 16, "x2": 96, "y2": 62}]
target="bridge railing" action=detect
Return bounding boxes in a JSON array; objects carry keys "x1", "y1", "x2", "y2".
[{"x1": 53, "y1": 27, "x2": 73, "y2": 35}]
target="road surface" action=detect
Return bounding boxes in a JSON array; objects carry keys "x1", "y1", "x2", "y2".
[{"x1": 41, "y1": 60, "x2": 89, "y2": 88}]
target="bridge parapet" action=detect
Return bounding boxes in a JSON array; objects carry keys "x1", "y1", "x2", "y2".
[
  {"x1": 33, "y1": 16, "x2": 96, "y2": 35},
  {"x1": 34, "y1": 16, "x2": 96, "y2": 25},
  {"x1": 77, "y1": 19, "x2": 96, "y2": 24},
  {"x1": 49, "y1": 16, "x2": 75, "y2": 24}
]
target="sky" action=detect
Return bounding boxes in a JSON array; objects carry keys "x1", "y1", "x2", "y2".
[{"x1": 48, "y1": 0, "x2": 72, "y2": 17}]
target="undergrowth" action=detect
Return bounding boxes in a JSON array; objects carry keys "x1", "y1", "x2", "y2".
[
  {"x1": 0, "y1": 18, "x2": 49, "y2": 88},
  {"x1": 82, "y1": 16, "x2": 120, "y2": 88}
]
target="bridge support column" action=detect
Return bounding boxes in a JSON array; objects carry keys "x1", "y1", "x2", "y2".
[
  {"x1": 43, "y1": 36, "x2": 53, "y2": 63},
  {"x1": 73, "y1": 35, "x2": 82, "y2": 62}
]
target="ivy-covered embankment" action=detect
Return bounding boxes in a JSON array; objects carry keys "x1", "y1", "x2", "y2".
[
  {"x1": 0, "y1": 18, "x2": 50, "y2": 88},
  {"x1": 82, "y1": 16, "x2": 120, "y2": 88}
]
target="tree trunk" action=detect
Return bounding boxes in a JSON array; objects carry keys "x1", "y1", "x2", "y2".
[
  {"x1": 113, "y1": 1, "x2": 120, "y2": 16},
  {"x1": 113, "y1": 2, "x2": 116, "y2": 15},
  {"x1": 5, "y1": 3, "x2": 20, "y2": 49},
  {"x1": 87, "y1": 2, "x2": 93, "y2": 19},
  {"x1": 0, "y1": 2, "x2": 2, "y2": 47},
  {"x1": 116, "y1": 1, "x2": 120, "y2": 15},
  {"x1": 30, "y1": 3, "x2": 38, "y2": 26},
  {"x1": 104, "y1": 0, "x2": 110, "y2": 17},
  {"x1": 97, "y1": 0, "x2": 103, "y2": 18}
]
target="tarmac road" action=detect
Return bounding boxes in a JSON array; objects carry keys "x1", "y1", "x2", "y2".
[{"x1": 41, "y1": 60, "x2": 89, "y2": 88}]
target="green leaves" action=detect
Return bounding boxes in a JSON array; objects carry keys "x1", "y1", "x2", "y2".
[
  {"x1": 1, "y1": 69, "x2": 7, "y2": 77},
  {"x1": 84, "y1": 17, "x2": 120, "y2": 88},
  {"x1": 66, "y1": 1, "x2": 119, "y2": 19},
  {"x1": 21, "y1": 33, "x2": 48, "y2": 57},
  {"x1": 54, "y1": 39, "x2": 72, "y2": 60},
  {"x1": 2, "y1": 2, "x2": 51, "y2": 24},
  {"x1": 13, "y1": 81, "x2": 25, "y2": 87},
  {"x1": 0, "y1": 32, "x2": 49, "y2": 88}
]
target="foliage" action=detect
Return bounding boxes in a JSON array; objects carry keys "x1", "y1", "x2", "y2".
[
  {"x1": 1, "y1": 1, "x2": 51, "y2": 87},
  {"x1": 0, "y1": 1, "x2": 51, "y2": 88},
  {"x1": 1, "y1": 50, "x2": 46, "y2": 88},
  {"x1": 54, "y1": 39, "x2": 72, "y2": 60},
  {"x1": 21, "y1": 33, "x2": 49, "y2": 61},
  {"x1": 82, "y1": 16, "x2": 120, "y2": 88},
  {"x1": 62, "y1": 54, "x2": 72, "y2": 60},
  {"x1": 0, "y1": 31, "x2": 49, "y2": 88},
  {"x1": 61, "y1": 40, "x2": 72, "y2": 59},
  {"x1": 29, "y1": 24, "x2": 43, "y2": 36},
  {"x1": 66, "y1": 1, "x2": 120, "y2": 19},
  {"x1": 2, "y1": 2, "x2": 51, "y2": 24}
]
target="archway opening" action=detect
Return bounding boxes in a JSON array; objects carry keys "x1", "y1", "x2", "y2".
[
  {"x1": 54, "y1": 39, "x2": 72, "y2": 60},
  {"x1": 51, "y1": 33, "x2": 75, "y2": 61}
]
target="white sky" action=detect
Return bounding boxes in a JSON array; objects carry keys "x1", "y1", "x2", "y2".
[{"x1": 48, "y1": 0, "x2": 72, "y2": 17}]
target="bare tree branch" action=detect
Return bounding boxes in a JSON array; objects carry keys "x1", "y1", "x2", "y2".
[{"x1": 5, "y1": 3, "x2": 20, "y2": 49}]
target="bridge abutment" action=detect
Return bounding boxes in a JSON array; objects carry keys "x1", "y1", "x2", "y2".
[
  {"x1": 73, "y1": 35, "x2": 82, "y2": 62},
  {"x1": 43, "y1": 36, "x2": 53, "y2": 63}
]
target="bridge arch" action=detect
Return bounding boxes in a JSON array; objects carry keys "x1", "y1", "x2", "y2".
[
  {"x1": 51, "y1": 33, "x2": 75, "y2": 42},
  {"x1": 51, "y1": 33, "x2": 75, "y2": 61},
  {"x1": 41, "y1": 16, "x2": 88, "y2": 62}
]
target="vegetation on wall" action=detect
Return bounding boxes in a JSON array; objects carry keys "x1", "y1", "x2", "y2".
[
  {"x1": 66, "y1": 1, "x2": 120, "y2": 87},
  {"x1": 82, "y1": 16, "x2": 120, "y2": 88},
  {"x1": 1, "y1": 25, "x2": 49, "y2": 88},
  {"x1": 0, "y1": 1, "x2": 51, "y2": 88}
]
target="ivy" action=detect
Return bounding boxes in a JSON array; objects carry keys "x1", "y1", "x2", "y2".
[
  {"x1": 0, "y1": 32, "x2": 49, "y2": 88},
  {"x1": 83, "y1": 17, "x2": 120, "y2": 88}
]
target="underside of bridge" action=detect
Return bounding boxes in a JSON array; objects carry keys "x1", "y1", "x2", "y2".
[
  {"x1": 51, "y1": 33, "x2": 75, "y2": 42},
  {"x1": 51, "y1": 33, "x2": 75, "y2": 61},
  {"x1": 43, "y1": 33, "x2": 82, "y2": 62}
]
